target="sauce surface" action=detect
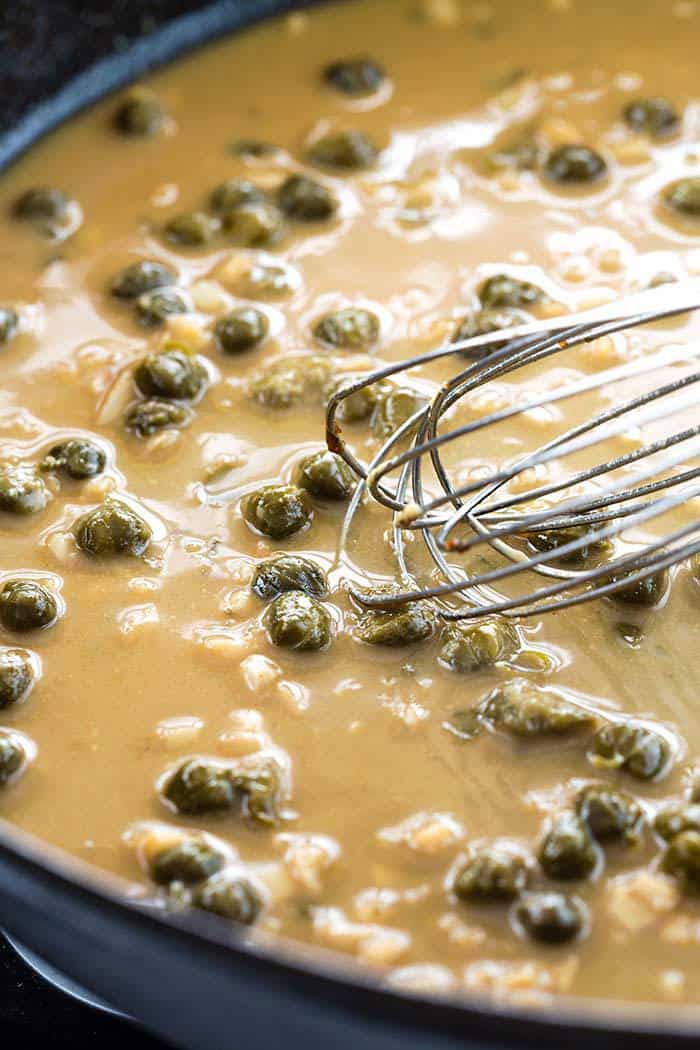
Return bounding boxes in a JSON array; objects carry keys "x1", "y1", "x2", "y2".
[{"x1": 0, "y1": 0, "x2": 700, "y2": 1010}]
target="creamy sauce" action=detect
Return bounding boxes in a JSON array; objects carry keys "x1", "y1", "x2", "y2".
[{"x1": 0, "y1": 0, "x2": 699, "y2": 1009}]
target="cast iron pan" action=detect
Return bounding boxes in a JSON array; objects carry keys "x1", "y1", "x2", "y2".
[{"x1": 0, "y1": 3, "x2": 698, "y2": 1047}]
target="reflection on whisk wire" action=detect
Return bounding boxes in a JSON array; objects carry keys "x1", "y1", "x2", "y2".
[{"x1": 326, "y1": 279, "x2": 700, "y2": 619}]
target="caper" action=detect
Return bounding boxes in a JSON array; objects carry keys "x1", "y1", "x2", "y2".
[
  {"x1": 251, "y1": 555, "x2": 329, "y2": 602},
  {"x1": 295, "y1": 450, "x2": 356, "y2": 501},
  {"x1": 0, "y1": 465, "x2": 49, "y2": 516},
  {"x1": 608, "y1": 567, "x2": 669, "y2": 607},
  {"x1": 313, "y1": 308, "x2": 380, "y2": 351},
  {"x1": 264, "y1": 591, "x2": 331, "y2": 651},
  {"x1": 452, "y1": 307, "x2": 530, "y2": 358},
  {"x1": 113, "y1": 92, "x2": 164, "y2": 136},
  {"x1": 245, "y1": 260, "x2": 299, "y2": 299},
  {"x1": 162, "y1": 758, "x2": 236, "y2": 815},
  {"x1": 125, "y1": 398, "x2": 191, "y2": 437},
  {"x1": 588, "y1": 722, "x2": 670, "y2": 780},
  {"x1": 110, "y1": 260, "x2": 176, "y2": 300},
  {"x1": 41, "y1": 439, "x2": 106, "y2": 480},
  {"x1": 229, "y1": 139, "x2": 278, "y2": 158},
  {"x1": 75, "y1": 500, "x2": 152, "y2": 557},
  {"x1": 232, "y1": 757, "x2": 283, "y2": 826},
  {"x1": 136, "y1": 288, "x2": 192, "y2": 328},
  {"x1": 134, "y1": 346, "x2": 207, "y2": 401},
  {"x1": 654, "y1": 802, "x2": 700, "y2": 842},
  {"x1": 0, "y1": 307, "x2": 19, "y2": 345},
  {"x1": 0, "y1": 580, "x2": 58, "y2": 633},
  {"x1": 223, "y1": 201, "x2": 285, "y2": 247},
  {"x1": 355, "y1": 600, "x2": 436, "y2": 647},
  {"x1": 0, "y1": 733, "x2": 27, "y2": 786},
  {"x1": 661, "y1": 830, "x2": 700, "y2": 891},
  {"x1": 150, "y1": 839, "x2": 226, "y2": 886},
  {"x1": 575, "y1": 783, "x2": 645, "y2": 845},
  {"x1": 215, "y1": 307, "x2": 269, "y2": 354},
  {"x1": 664, "y1": 177, "x2": 700, "y2": 218},
  {"x1": 13, "y1": 187, "x2": 78, "y2": 237},
  {"x1": 307, "y1": 131, "x2": 379, "y2": 171},
  {"x1": 478, "y1": 678, "x2": 596, "y2": 738},
  {"x1": 249, "y1": 355, "x2": 333, "y2": 410},
  {"x1": 327, "y1": 377, "x2": 379, "y2": 423},
  {"x1": 277, "y1": 174, "x2": 337, "y2": 221},
  {"x1": 453, "y1": 845, "x2": 530, "y2": 902},
  {"x1": 209, "y1": 179, "x2": 264, "y2": 215},
  {"x1": 323, "y1": 57, "x2": 385, "y2": 96},
  {"x1": 164, "y1": 211, "x2": 219, "y2": 247},
  {"x1": 241, "y1": 484, "x2": 313, "y2": 539},
  {"x1": 538, "y1": 812, "x2": 599, "y2": 880},
  {"x1": 477, "y1": 274, "x2": 546, "y2": 310},
  {"x1": 193, "y1": 872, "x2": 263, "y2": 924},
  {"x1": 512, "y1": 891, "x2": 586, "y2": 945},
  {"x1": 438, "y1": 617, "x2": 519, "y2": 673},
  {"x1": 543, "y1": 145, "x2": 608, "y2": 185},
  {"x1": 371, "y1": 386, "x2": 427, "y2": 439},
  {"x1": 0, "y1": 648, "x2": 35, "y2": 708},
  {"x1": 624, "y1": 98, "x2": 679, "y2": 138},
  {"x1": 527, "y1": 526, "x2": 613, "y2": 567}
]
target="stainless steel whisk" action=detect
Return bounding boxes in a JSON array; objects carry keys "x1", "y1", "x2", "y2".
[{"x1": 326, "y1": 279, "x2": 700, "y2": 619}]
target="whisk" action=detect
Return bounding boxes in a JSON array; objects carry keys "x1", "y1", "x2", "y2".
[{"x1": 326, "y1": 278, "x2": 700, "y2": 619}]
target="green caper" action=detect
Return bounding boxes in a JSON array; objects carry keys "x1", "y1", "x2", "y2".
[
  {"x1": 477, "y1": 274, "x2": 546, "y2": 310},
  {"x1": 313, "y1": 308, "x2": 380, "y2": 351},
  {"x1": 661, "y1": 830, "x2": 700, "y2": 891},
  {"x1": 587, "y1": 723, "x2": 670, "y2": 780},
  {"x1": 575, "y1": 783, "x2": 645, "y2": 845},
  {"x1": 241, "y1": 484, "x2": 313, "y2": 539},
  {"x1": 113, "y1": 92, "x2": 165, "y2": 136},
  {"x1": 134, "y1": 346, "x2": 207, "y2": 401},
  {"x1": 215, "y1": 307, "x2": 269, "y2": 354},
  {"x1": 162, "y1": 758, "x2": 236, "y2": 815},
  {"x1": 0, "y1": 307, "x2": 19, "y2": 345},
  {"x1": 307, "y1": 131, "x2": 379, "y2": 171},
  {"x1": 527, "y1": 526, "x2": 613, "y2": 567},
  {"x1": 623, "y1": 98, "x2": 679, "y2": 138},
  {"x1": 355, "y1": 600, "x2": 436, "y2": 647},
  {"x1": 327, "y1": 377, "x2": 379, "y2": 423},
  {"x1": 0, "y1": 465, "x2": 50, "y2": 516},
  {"x1": 453, "y1": 845, "x2": 530, "y2": 902},
  {"x1": 664, "y1": 177, "x2": 700, "y2": 218},
  {"x1": 125, "y1": 398, "x2": 191, "y2": 437},
  {"x1": 75, "y1": 499, "x2": 152, "y2": 557},
  {"x1": 608, "y1": 567, "x2": 669, "y2": 607},
  {"x1": 543, "y1": 145, "x2": 608, "y2": 185},
  {"x1": 277, "y1": 174, "x2": 337, "y2": 221},
  {"x1": 371, "y1": 386, "x2": 427, "y2": 439},
  {"x1": 110, "y1": 260, "x2": 176, "y2": 299},
  {"x1": 249, "y1": 355, "x2": 333, "y2": 410},
  {"x1": 0, "y1": 648, "x2": 35, "y2": 708},
  {"x1": 654, "y1": 803, "x2": 700, "y2": 842},
  {"x1": 0, "y1": 580, "x2": 58, "y2": 633},
  {"x1": 538, "y1": 812, "x2": 599, "y2": 880},
  {"x1": 229, "y1": 139, "x2": 278, "y2": 158},
  {"x1": 12, "y1": 187, "x2": 78, "y2": 237},
  {"x1": 264, "y1": 590, "x2": 331, "y2": 651},
  {"x1": 232, "y1": 757, "x2": 283, "y2": 826},
  {"x1": 150, "y1": 839, "x2": 226, "y2": 886},
  {"x1": 136, "y1": 288, "x2": 192, "y2": 328},
  {"x1": 452, "y1": 307, "x2": 530, "y2": 358},
  {"x1": 512, "y1": 891, "x2": 586, "y2": 944},
  {"x1": 295, "y1": 450, "x2": 356, "y2": 501},
  {"x1": 164, "y1": 211, "x2": 219, "y2": 247},
  {"x1": 41, "y1": 439, "x2": 106, "y2": 480},
  {"x1": 0, "y1": 733, "x2": 27, "y2": 786},
  {"x1": 478, "y1": 679, "x2": 596, "y2": 738},
  {"x1": 209, "y1": 179, "x2": 264, "y2": 214},
  {"x1": 323, "y1": 57, "x2": 385, "y2": 95},
  {"x1": 438, "y1": 617, "x2": 519, "y2": 673},
  {"x1": 193, "y1": 872, "x2": 263, "y2": 924},
  {"x1": 223, "y1": 201, "x2": 285, "y2": 247},
  {"x1": 245, "y1": 260, "x2": 299, "y2": 299},
  {"x1": 251, "y1": 555, "x2": 329, "y2": 601}
]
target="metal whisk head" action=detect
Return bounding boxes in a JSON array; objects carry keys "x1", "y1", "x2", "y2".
[{"x1": 326, "y1": 279, "x2": 700, "y2": 619}]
